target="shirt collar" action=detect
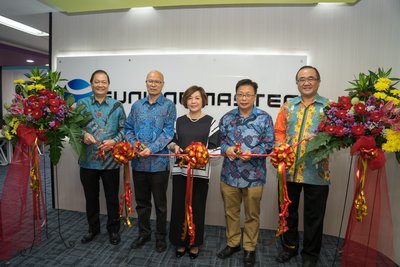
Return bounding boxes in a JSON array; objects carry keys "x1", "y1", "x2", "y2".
[
  {"x1": 234, "y1": 105, "x2": 257, "y2": 118},
  {"x1": 91, "y1": 95, "x2": 110, "y2": 105},
  {"x1": 144, "y1": 94, "x2": 165, "y2": 105},
  {"x1": 293, "y1": 94, "x2": 324, "y2": 105}
]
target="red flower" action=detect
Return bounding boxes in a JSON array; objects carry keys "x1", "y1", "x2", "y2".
[
  {"x1": 325, "y1": 125, "x2": 336, "y2": 135},
  {"x1": 38, "y1": 98, "x2": 48, "y2": 106},
  {"x1": 49, "y1": 99, "x2": 59, "y2": 106},
  {"x1": 49, "y1": 106, "x2": 60, "y2": 113},
  {"x1": 341, "y1": 102, "x2": 352, "y2": 110},
  {"x1": 24, "y1": 106, "x2": 33, "y2": 115},
  {"x1": 370, "y1": 111, "x2": 382, "y2": 122},
  {"x1": 335, "y1": 126, "x2": 347, "y2": 136},
  {"x1": 351, "y1": 124, "x2": 365, "y2": 135},
  {"x1": 32, "y1": 108, "x2": 43, "y2": 120},
  {"x1": 28, "y1": 95, "x2": 38, "y2": 102},
  {"x1": 339, "y1": 96, "x2": 351, "y2": 104},
  {"x1": 47, "y1": 92, "x2": 57, "y2": 99},
  {"x1": 30, "y1": 101, "x2": 41, "y2": 109},
  {"x1": 335, "y1": 109, "x2": 348, "y2": 119},
  {"x1": 317, "y1": 121, "x2": 325, "y2": 132},
  {"x1": 354, "y1": 103, "x2": 367, "y2": 114},
  {"x1": 371, "y1": 127, "x2": 383, "y2": 135}
]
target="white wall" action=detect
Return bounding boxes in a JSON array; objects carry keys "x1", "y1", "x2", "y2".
[{"x1": 50, "y1": 0, "x2": 400, "y2": 263}]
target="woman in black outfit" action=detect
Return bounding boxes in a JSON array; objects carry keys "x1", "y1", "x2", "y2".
[{"x1": 168, "y1": 85, "x2": 220, "y2": 259}]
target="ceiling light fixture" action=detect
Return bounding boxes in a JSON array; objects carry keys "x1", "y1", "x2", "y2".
[
  {"x1": 0, "y1": 15, "x2": 49, "y2": 37},
  {"x1": 26, "y1": 59, "x2": 35, "y2": 63}
]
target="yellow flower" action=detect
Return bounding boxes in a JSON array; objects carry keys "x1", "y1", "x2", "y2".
[
  {"x1": 385, "y1": 96, "x2": 400, "y2": 105},
  {"x1": 373, "y1": 92, "x2": 387, "y2": 100},
  {"x1": 382, "y1": 129, "x2": 400, "y2": 152},
  {"x1": 390, "y1": 89, "x2": 400, "y2": 96},
  {"x1": 35, "y1": 84, "x2": 46, "y2": 91},
  {"x1": 378, "y1": 77, "x2": 391, "y2": 85},
  {"x1": 374, "y1": 81, "x2": 389, "y2": 91},
  {"x1": 26, "y1": 84, "x2": 35, "y2": 91},
  {"x1": 30, "y1": 76, "x2": 41, "y2": 81},
  {"x1": 13, "y1": 79, "x2": 25, "y2": 84},
  {"x1": 4, "y1": 129, "x2": 13, "y2": 140}
]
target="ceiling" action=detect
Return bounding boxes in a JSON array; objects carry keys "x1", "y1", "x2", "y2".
[{"x1": 0, "y1": 0, "x2": 357, "y2": 66}]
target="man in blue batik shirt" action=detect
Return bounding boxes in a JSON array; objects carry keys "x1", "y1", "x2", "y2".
[
  {"x1": 217, "y1": 79, "x2": 274, "y2": 267},
  {"x1": 79, "y1": 70, "x2": 126, "y2": 246},
  {"x1": 124, "y1": 70, "x2": 176, "y2": 253}
]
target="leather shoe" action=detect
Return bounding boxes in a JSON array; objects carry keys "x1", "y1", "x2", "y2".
[
  {"x1": 243, "y1": 250, "x2": 256, "y2": 267},
  {"x1": 109, "y1": 232, "x2": 121, "y2": 245},
  {"x1": 175, "y1": 247, "x2": 186, "y2": 258},
  {"x1": 217, "y1": 245, "x2": 241, "y2": 259},
  {"x1": 131, "y1": 235, "x2": 151, "y2": 249},
  {"x1": 189, "y1": 247, "x2": 199, "y2": 259},
  {"x1": 155, "y1": 238, "x2": 167, "y2": 252},
  {"x1": 81, "y1": 231, "x2": 100, "y2": 244},
  {"x1": 275, "y1": 250, "x2": 297, "y2": 263}
]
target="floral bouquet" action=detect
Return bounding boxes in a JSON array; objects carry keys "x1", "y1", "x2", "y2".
[
  {"x1": 2, "y1": 67, "x2": 91, "y2": 165},
  {"x1": 303, "y1": 68, "x2": 400, "y2": 164},
  {"x1": 302, "y1": 68, "x2": 399, "y2": 266},
  {"x1": 0, "y1": 67, "x2": 91, "y2": 260}
]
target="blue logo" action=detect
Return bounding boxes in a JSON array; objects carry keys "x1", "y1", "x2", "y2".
[{"x1": 65, "y1": 79, "x2": 92, "y2": 101}]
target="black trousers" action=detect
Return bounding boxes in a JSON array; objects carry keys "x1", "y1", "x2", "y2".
[
  {"x1": 80, "y1": 168, "x2": 121, "y2": 234},
  {"x1": 281, "y1": 182, "x2": 329, "y2": 262},
  {"x1": 132, "y1": 170, "x2": 169, "y2": 240},
  {"x1": 169, "y1": 175, "x2": 209, "y2": 247}
]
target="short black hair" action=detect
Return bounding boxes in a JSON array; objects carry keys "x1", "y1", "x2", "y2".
[
  {"x1": 90, "y1": 69, "x2": 110, "y2": 84},
  {"x1": 295, "y1": 65, "x2": 320, "y2": 81},
  {"x1": 235, "y1": 79, "x2": 258, "y2": 94}
]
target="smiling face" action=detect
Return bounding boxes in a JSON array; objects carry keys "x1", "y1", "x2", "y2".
[
  {"x1": 236, "y1": 84, "x2": 256, "y2": 114},
  {"x1": 91, "y1": 72, "x2": 109, "y2": 100},
  {"x1": 296, "y1": 68, "x2": 321, "y2": 99},
  {"x1": 145, "y1": 71, "x2": 164, "y2": 100},
  {"x1": 186, "y1": 90, "x2": 203, "y2": 114}
]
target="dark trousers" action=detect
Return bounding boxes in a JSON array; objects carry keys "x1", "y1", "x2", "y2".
[
  {"x1": 281, "y1": 182, "x2": 329, "y2": 262},
  {"x1": 169, "y1": 175, "x2": 209, "y2": 247},
  {"x1": 80, "y1": 168, "x2": 121, "y2": 234},
  {"x1": 132, "y1": 170, "x2": 169, "y2": 240}
]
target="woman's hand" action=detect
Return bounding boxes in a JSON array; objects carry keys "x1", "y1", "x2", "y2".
[{"x1": 83, "y1": 132, "x2": 97, "y2": 145}]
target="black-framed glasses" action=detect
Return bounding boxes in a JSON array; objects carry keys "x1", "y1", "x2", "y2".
[
  {"x1": 236, "y1": 93, "x2": 256, "y2": 99},
  {"x1": 297, "y1": 77, "x2": 319, "y2": 84}
]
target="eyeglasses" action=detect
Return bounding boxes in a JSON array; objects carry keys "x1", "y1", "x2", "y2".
[
  {"x1": 146, "y1": 80, "x2": 164, "y2": 85},
  {"x1": 236, "y1": 93, "x2": 256, "y2": 99},
  {"x1": 297, "y1": 77, "x2": 319, "y2": 84}
]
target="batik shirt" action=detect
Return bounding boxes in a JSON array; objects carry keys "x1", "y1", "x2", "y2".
[
  {"x1": 78, "y1": 96, "x2": 126, "y2": 170},
  {"x1": 219, "y1": 106, "x2": 275, "y2": 188},
  {"x1": 274, "y1": 94, "x2": 330, "y2": 185},
  {"x1": 124, "y1": 94, "x2": 176, "y2": 172}
]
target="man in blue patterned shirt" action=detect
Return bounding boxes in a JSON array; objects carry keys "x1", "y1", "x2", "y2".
[
  {"x1": 124, "y1": 70, "x2": 176, "y2": 253},
  {"x1": 78, "y1": 70, "x2": 126, "y2": 246},
  {"x1": 217, "y1": 79, "x2": 275, "y2": 267}
]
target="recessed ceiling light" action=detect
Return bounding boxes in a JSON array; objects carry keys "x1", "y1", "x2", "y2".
[
  {"x1": 0, "y1": 15, "x2": 49, "y2": 37},
  {"x1": 26, "y1": 59, "x2": 35, "y2": 63}
]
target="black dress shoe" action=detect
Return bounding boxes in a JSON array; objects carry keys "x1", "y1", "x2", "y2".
[
  {"x1": 109, "y1": 232, "x2": 121, "y2": 245},
  {"x1": 81, "y1": 231, "x2": 100, "y2": 244},
  {"x1": 189, "y1": 247, "x2": 199, "y2": 259},
  {"x1": 275, "y1": 250, "x2": 297, "y2": 263},
  {"x1": 155, "y1": 238, "x2": 167, "y2": 252},
  {"x1": 131, "y1": 235, "x2": 151, "y2": 249},
  {"x1": 175, "y1": 247, "x2": 186, "y2": 258},
  {"x1": 243, "y1": 250, "x2": 256, "y2": 267},
  {"x1": 217, "y1": 245, "x2": 241, "y2": 259}
]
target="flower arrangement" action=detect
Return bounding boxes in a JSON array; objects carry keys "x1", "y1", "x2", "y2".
[
  {"x1": 303, "y1": 68, "x2": 400, "y2": 164},
  {"x1": 2, "y1": 67, "x2": 92, "y2": 165}
]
